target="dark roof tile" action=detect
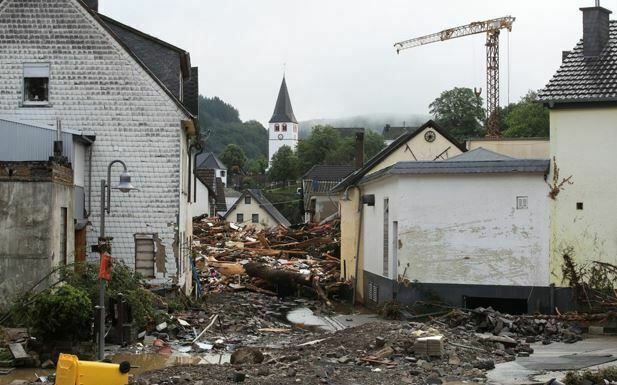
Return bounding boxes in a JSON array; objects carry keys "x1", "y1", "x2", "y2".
[
  {"x1": 270, "y1": 77, "x2": 297, "y2": 124},
  {"x1": 539, "y1": 21, "x2": 617, "y2": 103}
]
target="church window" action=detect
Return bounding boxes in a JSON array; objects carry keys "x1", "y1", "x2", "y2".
[
  {"x1": 274, "y1": 124, "x2": 280, "y2": 132},
  {"x1": 282, "y1": 124, "x2": 287, "y2": 132}
]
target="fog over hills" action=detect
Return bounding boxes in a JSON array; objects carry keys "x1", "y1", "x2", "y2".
[{"x1": 298, "y1": 113, "x2": 430, "y2": 138}]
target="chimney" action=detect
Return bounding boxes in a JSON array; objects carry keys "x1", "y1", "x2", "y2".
[
  {"x1": 354, "y1": 132, "x2": 364, "y2": 170},
  {"x1": 562, "y1": 50, "x2": 571, "y2": 61},
  {"x1": 84, "y1": 0, "x2": 98, "y2": 11},
  {"x1": 580, "y1": 4, "x2": 612, "y2": 57}
]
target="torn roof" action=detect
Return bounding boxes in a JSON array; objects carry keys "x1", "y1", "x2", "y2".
[{"x1": 538, "y1": 20, "x2": 617, "y2": 104}]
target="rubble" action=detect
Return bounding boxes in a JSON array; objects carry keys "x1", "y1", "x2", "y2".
[
  {"x1": 192, "y1": 217, "x2": 350, "y2": 303},
  {"x1": 443, "y1": 307, "x2": 585, "y2": 344}
]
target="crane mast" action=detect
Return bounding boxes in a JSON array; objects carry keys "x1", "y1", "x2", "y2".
[{"x1": 394, "y1": 16, "x2": 515, "y2": 137}]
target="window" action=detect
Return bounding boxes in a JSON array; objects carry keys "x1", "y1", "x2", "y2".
[
  {"x1": 577, "y1": 202, "x2": 584, "y2": 210},
  {"x1": 60, "y1": 207, "x2": 67, "y2": 265},
  {"x1": 252, "y1": 214, "x2": 259, "y2": 223},
  {"x1": 135, "y1": 234, "x2": 155, "y2": 278},
  {"x1": 23, "y1": 63, "x2": 50, "y2": 105},
  {"x1": 245, "y1": 196, "x2": 251, "y2": 204},
  {"x1": 236, "y1": 213, "x2": 244, "y2": 223},
  {"x1": 220, "y1": 170, "x2": 226, "y2": 177},
  {"x1": 383, "y1": 198, "x2": 389, "y2": 277},
  {"x1": 274, "y1": 124, "x2": 280, "y2": 132},
  {"x1": 282, "y1": 123, "x2": 287, "y2": 132},
  {"x1": 516, "y1": 196, "x2": 528, "y2": 210}
]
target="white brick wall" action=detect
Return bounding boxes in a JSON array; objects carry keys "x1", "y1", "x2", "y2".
[{"x1": 0, "y1": 0, "x2": 192, "y2": 284}]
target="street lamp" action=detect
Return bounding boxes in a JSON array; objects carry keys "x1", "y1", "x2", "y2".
[{"x1": 98, "y1": 160, "x2": 137, "y2": 360}]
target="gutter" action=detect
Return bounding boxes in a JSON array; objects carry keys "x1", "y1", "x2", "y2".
[{"x1": 79, "y1": 134, "x2": 96, "y2": 218}]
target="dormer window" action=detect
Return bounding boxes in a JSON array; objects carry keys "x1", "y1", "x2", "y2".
[
  {"x1": 282, "y1": 123, "x2": 287, "y2": 132},
  {"x1": 23, "y1": 63, "x2": 50, "y2": 105},
  {"x1": 274, "y1": 124, "x2": 280, "y2": 132}
]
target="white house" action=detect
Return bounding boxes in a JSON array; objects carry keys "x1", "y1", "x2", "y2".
[
  {"x1": 0, "y1": 0, "x2": 200, "y2": 293},
  {"x1": 538, "y1": 4, "x2": 617, "y2": 286},
  {"x1": 192, "y1": 168, "x2": 227, "y2": 218},
  {"x1": 224, "y1": 189, "x2": 291, "y2": 230},
  {"x1": 268, "y1": 77, "x2": 299, "y2": 165},
  {"x1": 357, "y1": 148, "x2": 552, "y2": 313}
]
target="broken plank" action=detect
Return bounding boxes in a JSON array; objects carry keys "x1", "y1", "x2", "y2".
[{"x1": 8, "y1": 344, "x2": 28, "y2": 361}]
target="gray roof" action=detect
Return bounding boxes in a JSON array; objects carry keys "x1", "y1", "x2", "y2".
[
  {"x1": 196, "y1": 152, "x2": 227, "y2": 170},
  {"x1": 538, "y1": 20, "x2": 617, "y2": 104},
  {"x1": 269, "y1": 77, "x2": 298, "y2": 124},
  {"x1": 303, "y1": 165, "x2": 355, "y2": 181},
  {"x1": 95, "y1": 13, "x2": 197, "y2": 117},
  {"x1": 360, "y1": 158, "x2": 550, "y2": 185},
  {"x1": 224, "y1": 189, "x2": 291, "y2": 227},
  {"x1": 446, "y1": 148, "x2": 514, "y2": 162}
]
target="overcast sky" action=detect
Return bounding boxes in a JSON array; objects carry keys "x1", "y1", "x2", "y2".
[{"x1": 101, "y1": 0, "x2": 617, "y2": 126}]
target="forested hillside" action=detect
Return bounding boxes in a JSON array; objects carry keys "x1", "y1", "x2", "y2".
[{"x1": 199, "y1": 96, "x2": 268, "y2": 160}]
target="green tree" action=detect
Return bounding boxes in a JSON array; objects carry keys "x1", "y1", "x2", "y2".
[
  {"x1": 502, "y1": 91, "x2": 550, "y2": 138},
  {"x1": 296, "y1": 126, "x2": 343, "y2": 173},
  {"x1": 429, "y1": 87, "x2": 485, "y2": 140},
  {"x1": 219, "y1": 144, "x2": 247, "y2": 174},
  {"x1": 246, "y1": 156, "x2": 269, "y2": 175},
  {"x1": 268, "y1": 145, "x2": 299, "y2": 183}
]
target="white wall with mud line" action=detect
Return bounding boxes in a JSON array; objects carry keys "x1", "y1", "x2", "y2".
[{"x1": 361, "y1": 173, "x2": 550, "y2": 287}]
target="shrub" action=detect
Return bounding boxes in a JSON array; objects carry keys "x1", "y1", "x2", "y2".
[{"x1": 30, "y1": 284, "x2": 92, "y2": 342}]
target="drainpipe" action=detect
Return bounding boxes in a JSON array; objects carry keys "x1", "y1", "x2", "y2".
[
  {"x1": 192, "y1": 141, "x2": 204, "y2": 203},
  {"x1": 352, "y1": 185, "x2": 363, "y2": 306},
  {"x1": 80, "y1": 134, "x2": 95, "y2": 218}
]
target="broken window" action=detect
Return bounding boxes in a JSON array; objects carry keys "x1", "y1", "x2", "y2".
[
  {"x1": 516, "y1": 196, "x2": 528, "y2": 210},
  {"x1": 23, "y1": 63, "x2": 50, "y2": 105},
  {"x1": 252, "y1": 214, "x2": 259, "y2": 224},
  {"x1": 236, "y1": 213, "x2": 244, "y2": 223},
  {"x1": 135, "y1": 234, "x2": 155, "y2": 278}
]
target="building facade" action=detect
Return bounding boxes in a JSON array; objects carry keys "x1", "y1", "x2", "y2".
[
  {"x1": 333, "y1": 121, "x2": 466, "y2": 302},
  {"x1": 224, "y1": 189, "x2": 291, "y2": 230},
  {"x1": 538, "y1": 5, "x2": 617, "y2": 286},
  {"x1": 0, "y1": 0, "x2": 199, "y2": 292}
]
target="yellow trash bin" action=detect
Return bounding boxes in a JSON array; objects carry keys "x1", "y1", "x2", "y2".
[{"x1": 56, "y1": 353, "x2": 130, "y2": 385}]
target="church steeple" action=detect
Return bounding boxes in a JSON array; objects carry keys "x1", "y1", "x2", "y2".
[{"x1": 269, "y1": 77, "x2": 298, "y2": 124}]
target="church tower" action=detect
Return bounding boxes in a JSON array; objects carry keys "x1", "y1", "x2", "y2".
[{"x1": 268, "y1": 76, "x2": 298, "y2": 164}]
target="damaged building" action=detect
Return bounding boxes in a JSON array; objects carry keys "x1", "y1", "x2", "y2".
[{"x1": 0, "y1": 0, "x2": 201, "y2": 305}]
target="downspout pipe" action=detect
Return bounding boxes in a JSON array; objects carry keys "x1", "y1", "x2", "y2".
[
  {"x1": 80, "y1": 134, "x2": 95, "y2": 218},
  {"x1": 352, "y1": 185, "x2": 363, "y2": 306},
  {"x1": 192, "y1": 141, "x2": 205, "y2": 203}
]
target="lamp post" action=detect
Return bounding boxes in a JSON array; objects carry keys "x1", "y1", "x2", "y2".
[{"x1": 98, "y1": 160, "x2": 136, "y2": 360}]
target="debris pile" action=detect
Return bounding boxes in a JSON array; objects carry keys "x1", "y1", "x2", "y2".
[
  {"x1": 192, "y1": 218, "x2": 350, "y2": 303},
  {"x1": 130, "y1": 319, "x2": 524, "y2": 385},
  {"x1": 444, "y1": 307, "x2": 584, "y2": 344}
]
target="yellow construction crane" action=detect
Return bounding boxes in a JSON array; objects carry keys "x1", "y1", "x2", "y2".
[{"x1": 394, "y1": 16, "x2": 515, "y2": 137}]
